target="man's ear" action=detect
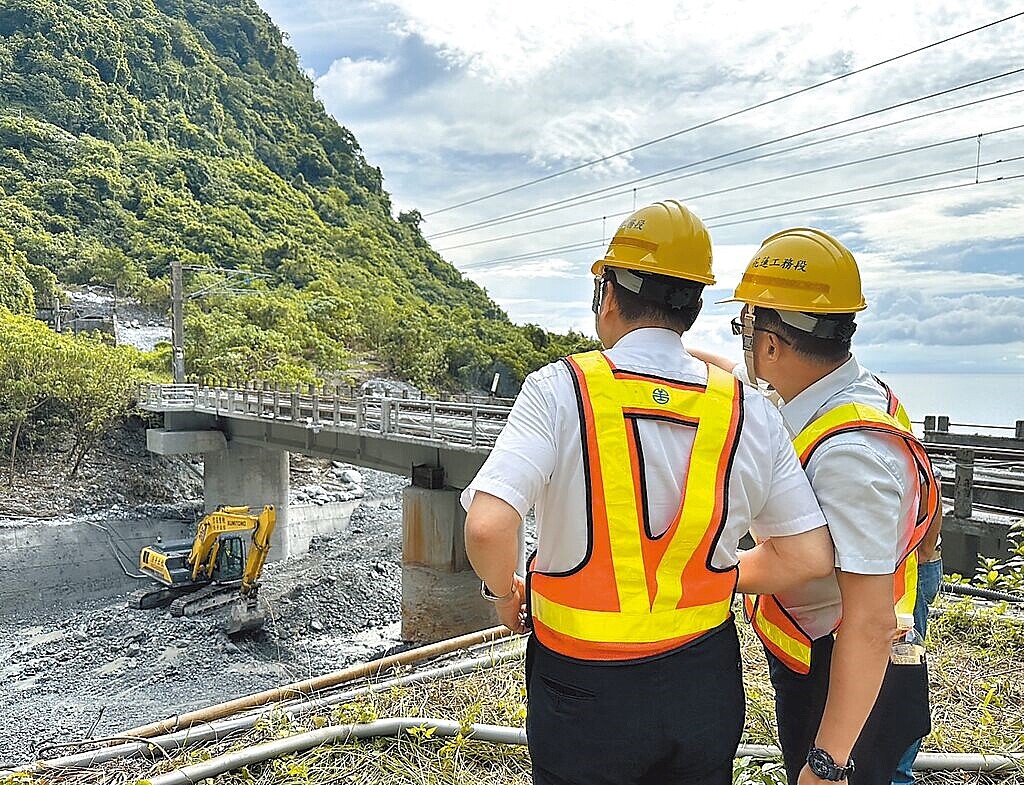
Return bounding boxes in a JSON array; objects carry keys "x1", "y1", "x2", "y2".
[
  {"x1": 764, "y1": 332, "x2": 782, "y2": 361},
  {"x1": 601, "y1": 280, "x2": 618, "y2": 318}
]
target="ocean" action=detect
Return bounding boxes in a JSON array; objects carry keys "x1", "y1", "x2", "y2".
[{"x1": 877, "y1": 373, "x2": 1024, "y2": 432}]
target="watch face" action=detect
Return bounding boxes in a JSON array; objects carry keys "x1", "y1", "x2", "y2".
[{"x1": 807, "y1": 748, "x2": 846, "y2": 781}]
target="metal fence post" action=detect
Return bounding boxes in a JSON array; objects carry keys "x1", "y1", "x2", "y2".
[
  {"x1": 471, "y1": 406, "x2": 478, "y2": 447},
  {"x1": 937, "y1": 415, "x2": 950, "y2": 433},
  {"x1": 953, "y1": 448, "x2": 974, "y2": 518}
]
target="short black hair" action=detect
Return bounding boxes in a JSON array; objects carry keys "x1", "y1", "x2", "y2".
[
  {"x1": 607, "y1": 270, "x2": 703, "y2": 333},
  {"x1": 756, "y1": 307, "x2": 854, "y2": 364}
]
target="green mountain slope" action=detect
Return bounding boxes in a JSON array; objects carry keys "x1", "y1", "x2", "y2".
[{"x1": 0, "y1": 0, "x2": 593, "y2": 389}]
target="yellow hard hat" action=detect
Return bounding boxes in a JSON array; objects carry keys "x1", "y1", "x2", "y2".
[
  {"x1": 591, "y1": 200, "x2": 715, "y2": 285},
  {"x1": 719, "y1": 227, "x2": 866, "y2": 313}
]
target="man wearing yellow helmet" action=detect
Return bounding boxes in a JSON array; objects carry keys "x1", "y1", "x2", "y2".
[
  {"x1": 702, "y1": 228, "x2": 940, "y2": 785},
  {"x1": 462, "y1": 202, "x2": 834, "y2": 785}
]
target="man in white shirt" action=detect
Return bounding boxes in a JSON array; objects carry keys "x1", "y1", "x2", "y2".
[
  {"x1": 463, "y1": 201, "x2": 834, "y2": 785},
  {"x1": 700, "y1": 227, "x2": 939, "y2": 785}
]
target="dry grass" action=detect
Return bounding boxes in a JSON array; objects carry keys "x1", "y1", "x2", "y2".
[{"x1": 3, "y1": 597, "x2": 1022, "y2": 785}]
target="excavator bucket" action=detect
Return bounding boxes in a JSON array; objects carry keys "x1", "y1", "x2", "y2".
[{"x1": 225, "y1": 596, "x2": 266, "y2": 636}]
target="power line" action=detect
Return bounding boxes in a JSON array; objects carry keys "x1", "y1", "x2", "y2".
[
  {"x1": 431, "y1": 87, "x2": 1024, "y2": 243},
  {"x1": 424, "y1": 10, "x2": 1024, "y2": 217},
  {"x1": 708, "y1": 172, "x2": 1024, "y2": 230},
  {"x1": 435, "y1": 122, "x2": 1024, "y2": 252},
  {"x1": 457, "y1": 165, "x2": 1024, "y2": 270},
  {"x1": 428, "y1": 70, "x2": 1024, "y2": 240}
]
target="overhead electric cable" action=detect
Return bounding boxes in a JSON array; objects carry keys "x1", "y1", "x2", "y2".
[
  {"x1": 435, "y1": 122, "x2": 1024, "y2": 251},
  {"x1": 428, "y1": 70, "x2": 1024, "y2": 240},
  {"x1": 457, "y1": 164, "x2": 1024, "y2": 270},
  {"x1": 424, "y1": 10, "x2": 1024, "y2": 217},
  {"x1": 431, "y1": 88, "x2": 1024, "y2": 243},
  {"x1": 707, "y1": 171, "x2": 1024, "y2": 230}
]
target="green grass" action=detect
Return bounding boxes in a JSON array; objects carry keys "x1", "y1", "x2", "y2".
[{"x1": 5, "y1": 597, "x2": 1023, "y2": 785}]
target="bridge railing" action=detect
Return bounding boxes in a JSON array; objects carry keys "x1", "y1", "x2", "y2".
[
  {"x1": 138, "y1": 383, "x2": 198, "y2": 410},
  {"x1": 138, "y1": 383, "x2": 512, "y2": 449}
]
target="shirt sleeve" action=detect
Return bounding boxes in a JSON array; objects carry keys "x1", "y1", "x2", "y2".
[
  {"x1": 459, "y1": 370, "x2": 558, "y2": 519},
  {"x1": 807, "y1": 439, "x2": 904, "y2": 574},
  {"x1": 751, "y1": 406, "x2": 829, "y2": 538}
]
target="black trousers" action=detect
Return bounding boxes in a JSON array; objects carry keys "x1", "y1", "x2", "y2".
[
  {"x1": 526, "y1": 619, "x2": 745, "y2": 785},
  {"x1": 767, "y1": 635, "x2": 930, "y2": 785}
]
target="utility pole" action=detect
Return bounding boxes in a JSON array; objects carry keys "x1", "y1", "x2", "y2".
[{"x1": 171, "y1": 258, "x2": 185, "y2": 383}]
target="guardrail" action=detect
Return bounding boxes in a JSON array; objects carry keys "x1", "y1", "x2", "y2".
[
  {"x1": 138, "y1": 383, "x2": 512, "y2": 450},
  {"x1": 139, "y1": 383, "x2": 1024, "y2": 515}
]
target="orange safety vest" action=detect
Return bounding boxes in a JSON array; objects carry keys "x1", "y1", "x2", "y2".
[
  {"x1": 744, "y1": 383, "x2": 939, "y2": 674},
  {"x1": 528, "y1": 350, "x2": 743, "y2": 662}
]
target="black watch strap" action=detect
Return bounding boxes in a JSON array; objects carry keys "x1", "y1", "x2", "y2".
[{"x1": 806, "y1": 747, "x2": 855, "y2": 781}]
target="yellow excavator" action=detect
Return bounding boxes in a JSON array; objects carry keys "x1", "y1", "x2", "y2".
[{"x1": 129, "y1": 505, "x2": 276, "y2": 635}]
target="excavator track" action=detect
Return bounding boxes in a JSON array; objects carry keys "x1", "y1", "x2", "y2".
[
  {"x1": 166, "y1": 583, "x2": 266, "y2": 635},
  {"x1": 168, "y1": 581, "x2": 244, "y2": 617},
  {"x1": 127, "y1": 584, "x2": 195, "y2": 610}
]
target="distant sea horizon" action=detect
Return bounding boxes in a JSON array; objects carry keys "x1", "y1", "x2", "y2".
[{"x1": 875, "y1": 372, "x2": 1023, "y2": 430}]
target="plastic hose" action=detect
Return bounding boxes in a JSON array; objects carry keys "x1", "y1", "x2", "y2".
[
  {"x1": 117, "y1": 624, "x2": 514, "y2": 739},
  {"x1": 144, "y1": 723, "x2": 1024, "y2": 785},
  {"x1": 14, "y1": 642, "x2": 1023, "y2": 781},
  {"x1": 941, "y1": 582, "x2": 1024, "y2": 603},
  {"x1": 13, "y1": 641, "x2": 525, "y2": 773}
]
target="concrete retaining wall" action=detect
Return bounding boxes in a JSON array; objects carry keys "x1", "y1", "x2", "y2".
[
  {"x1": 0, "y1": 501, "x2": 362, "y2": 614},
  {"x1": 286, "y1": 500, "x2": 361, "y2": 555}
]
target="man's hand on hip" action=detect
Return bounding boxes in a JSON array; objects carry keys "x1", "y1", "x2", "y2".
[{"x1": 494, "y1": 574, "x2": 528, "y2": 633}]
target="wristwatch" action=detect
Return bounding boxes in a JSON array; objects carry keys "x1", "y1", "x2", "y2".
[
  {"x1": 480, "y1": 578, "x2": 516, "y2": 603},
  {"x1": 807, "y1": 747, "x2": 854, "y2": 781}
]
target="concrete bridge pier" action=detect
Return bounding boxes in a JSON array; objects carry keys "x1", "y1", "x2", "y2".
[
  {"x1": 401, "y1": 482, "x2": 526, "y2": 642},
  {"x1": 148, "y1": 413, "x2": 292, "y2": 562},
  {"x1": 204, "y1": 442, "x2": 291, "y2": 561}
]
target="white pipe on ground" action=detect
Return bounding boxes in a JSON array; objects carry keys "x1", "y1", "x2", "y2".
[{"x1": 145, "y1": 723, "x2": 1024, "y2": 785}]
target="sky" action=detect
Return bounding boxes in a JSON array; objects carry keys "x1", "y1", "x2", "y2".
[{"x1": 256, "y1": 0, "x2": 1024, "y2": 374}]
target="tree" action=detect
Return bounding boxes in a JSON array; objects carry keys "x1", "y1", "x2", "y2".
[{"x1": 0, "y1": 310, "x2": 57, "y2": 483}]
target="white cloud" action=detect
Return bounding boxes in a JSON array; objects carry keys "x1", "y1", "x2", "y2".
[
  {"x1": 315, "y1": 56, "x2": 395, "y2": 104},
  {"x1": 262, "y1": 0, "x2": 1024, "y2": 369}
]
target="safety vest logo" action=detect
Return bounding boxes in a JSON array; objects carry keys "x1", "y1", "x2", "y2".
[{"x1": 652, "y1": 387, "x2": 670, "y2": 405}]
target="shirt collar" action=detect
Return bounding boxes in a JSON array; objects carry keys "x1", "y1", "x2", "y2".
[
  {"x1": 779, "y1": 354, "x2": 861, "y2": 435},
  {"x1": 612, "y1": 327, "x2": 686, "y2": 351}
]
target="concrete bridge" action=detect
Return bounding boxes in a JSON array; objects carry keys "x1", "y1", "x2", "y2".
[
  {"x1": 140, "y1": 383, "x2": 1024, "y2": 641},
  {"x1": 140, "y1": 382, "x2": 516, "y2": 641}
]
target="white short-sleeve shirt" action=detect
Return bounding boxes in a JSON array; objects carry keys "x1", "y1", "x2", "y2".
[
  {"x1": 750, "y1": 355, "x2": 920, "y2": 639},
  {"x1": 461, "y1": 328, "x2": 827, "y2": 575}
]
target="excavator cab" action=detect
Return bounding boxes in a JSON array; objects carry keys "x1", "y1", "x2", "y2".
[{"x1": 212, "y1": 535, "x2": 245, "y2": 582}]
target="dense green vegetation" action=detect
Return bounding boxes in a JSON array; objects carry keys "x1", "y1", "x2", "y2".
[
  {"x1": 0, "y1": 0, "x2": 594, "y2": 391},
  {"x1": 0, "y1": 308, "x2": 154, "y2": 480}
]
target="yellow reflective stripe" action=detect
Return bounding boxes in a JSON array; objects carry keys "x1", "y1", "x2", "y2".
[
  {"x1": 653, "y1": 365, "x2": 735, "y2": 612},
  {"x1": 793, "y1": 402, "x2": 909, "y2": 456},
  {"x1": 896, "y1": 552, "x2": 918, "y2": 617},
  {"x1": 893, "y1": 402, "x2": 911, "y2": 430},
  {"x1": 754, "y1": 606, "x2": 812, "y2": 666},
  {"x1": 532, "y1": 591, "x2": 730, "y2": 644},
  {"x1": 572, "y1": 352, "x2": 648, "y2": 612}
]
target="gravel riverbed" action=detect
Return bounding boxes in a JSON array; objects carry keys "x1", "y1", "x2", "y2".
[{"x1": 0, "y1": 466, "x2": 410, "y2": 765}]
